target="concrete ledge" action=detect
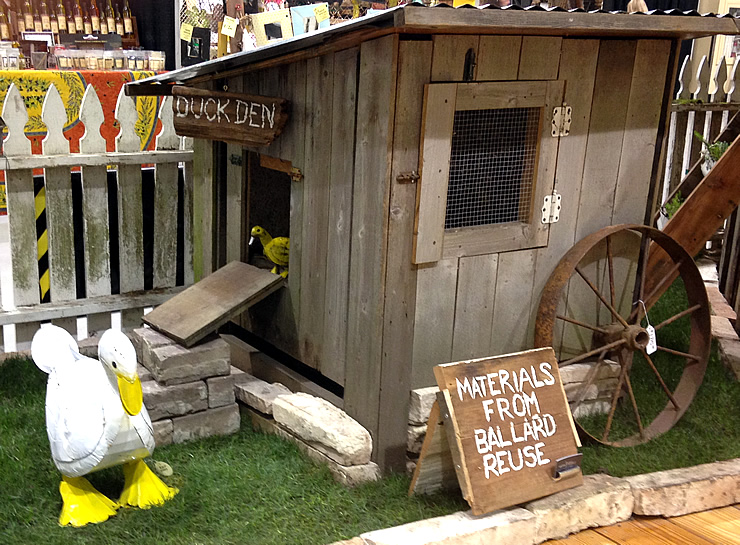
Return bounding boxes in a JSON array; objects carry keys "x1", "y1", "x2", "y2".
[
  {"x1": 627, "y1": 458, "x2": 740, "y2": 517},
  {"x1": 360, "y1": 508, "x2": 536, "y2": 545},
  {"x1": 524, "y1": 475, "x2": 633, "y2": 542}
]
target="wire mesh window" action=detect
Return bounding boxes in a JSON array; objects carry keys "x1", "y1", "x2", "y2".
[{"x1": 445, "y1": 107, "x2": 540, "y2": 230}]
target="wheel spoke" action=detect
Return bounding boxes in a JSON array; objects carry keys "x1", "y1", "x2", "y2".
[
  {"x1": 557, "y1": 314, "x2": 606, "y2": 334},
  {"x1": 623, "y1": 372, "x2": 645, "y2": 438},
  {"x1": 606, "y1": 235, "x2": 616, "y2": 308},
  {"x1": 575, "y1": 266, "x2": 630, "y2": 328},
  {"x1": 656, "y1": 345, "x2": 701, "y2": 362},
  {"x1": 637, "y1": 233, "x2": 651, "y2": 306},
  {"x1": 560, "y1": 338, "x2": 627, "y2": 368},
  {"x1": 641, "y1": 349, "x2": 681, "y2": 410},
  {"x1": 602, "y1": 356, "x2": 629, "y2": 442},
  {"x1": 629, "y1": 259, "x2": 684, "y2": 323},
  {"x1": 654, "y1": 304, "x2": 702, "y2": 331}
]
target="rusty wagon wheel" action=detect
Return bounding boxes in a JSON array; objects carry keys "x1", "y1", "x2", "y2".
[{"x1": 534, "y1": 224, "x2": 710, "y2": 447}]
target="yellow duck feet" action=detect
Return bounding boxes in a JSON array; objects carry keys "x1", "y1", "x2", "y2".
[
  {"x1": 119, "y1": 460, "x2": 178, "y2": 509},
  {"x1": 59, "y1": 475, "x2": 119, "y2": 527}
]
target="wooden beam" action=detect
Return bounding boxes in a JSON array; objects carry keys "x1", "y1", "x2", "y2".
[{"x1": 0, "y1": 287, "x2": 185, "y2": 326}]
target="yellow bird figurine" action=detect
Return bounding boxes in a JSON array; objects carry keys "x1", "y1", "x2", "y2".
[{"x1": 250, "y1": 225, "x2": 289, "y2": 277}]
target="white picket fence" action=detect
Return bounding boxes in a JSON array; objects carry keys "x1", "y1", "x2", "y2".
[
  {"x1": 657, "y1": 52, "x2": 740, "y2": 227},
  {"x1": 0, "y1": 83, "x2": 194, "y2": 353}
]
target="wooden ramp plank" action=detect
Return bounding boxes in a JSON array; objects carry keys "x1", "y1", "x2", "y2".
[
  {"x1": 670, "y1": 506, "x2": 740, "y2": 545},
  {"x1": 544, "y1": 529, "x2": 619, "y2": 544},
  {"x1": 645, "y1": 131, "x2": 740, "y2": 307},
  {"x1": 143, "y1": 261, "x2": 285, "y2": 346}
]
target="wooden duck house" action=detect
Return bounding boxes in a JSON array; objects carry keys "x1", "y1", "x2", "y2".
[{"x1": 128, "y1": 5, "x2": 738, "y2": 472}]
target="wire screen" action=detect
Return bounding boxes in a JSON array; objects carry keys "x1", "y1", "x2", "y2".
[{"x1": 445, "y1": 107, "x2": 540, "y2": 230}]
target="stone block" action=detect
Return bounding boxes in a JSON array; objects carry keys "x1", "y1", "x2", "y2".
[
  {"x1": 711, "y1": 315, "x2": 738, "y2": 341},
  {"x1": 559, "y1": 361, "x2": 619, "y2": 384},
  {"x1": 207, "y1": 374, "x2": 236, "y2": 408},
  {"x1": 137, "y1": 363, "x2": 153, "y2": 383},
  {"x1": 131, "y1": 327, "x2": 175, "y2": 367},
  {"x1": 718, "y1": 337, "x2": 740, "y2": 380},
  {"x1": 149, "y1": 337, "x2": 231, "y2": 385},
  {"x1": 235, "y1": 377, "x2": 291, "y2": 415},
  {"x1": 153, "y1": 419, "x2": 173, "y2": 447},
  {"x1": 628, "y1": 458, "x2": 740, "y2": 517},
  {"x1": 564, "y1": 379, "x2": 617, "y2": 402},
  {"x1": 572, "y1": 400, "x2": 611, "y2": 419},
  {"x1": 408, "y1": 425, "x2": 427, "y2": 455},
  {"x1": 326, "y1": 540, "x2": 366, "y2": 545},
  {"x1": 361, "y1": 508, "x2": 536, "y2": 545},
  {"x1": 273, "y1": 392, "x2": 372, "y2": 466},
  {"x1": 706, "y1": 284, "x2": 736, "y2": 320},
  {"x1": 409, "y1": 387, "x2": 438, "y2": 425},
  {"x1": 524, "y1": 474, "x2": 633, "y2": 542},
  {"x1": 246, "y1": 407, "x2": 380, "y2": 486},
  {"x1": 143, "y1": 379, "x2": 208, "y2": 421},
  {"x1": 172, "y1": 403, "x2": 240, "y2": 443}
]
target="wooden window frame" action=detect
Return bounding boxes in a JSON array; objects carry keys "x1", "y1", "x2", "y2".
[{"x1": 413, "y1": 80, "x2": 565, "y2": 264}]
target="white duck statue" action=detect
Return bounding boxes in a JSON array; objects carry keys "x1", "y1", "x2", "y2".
[{"x1": 31, "y1": 325, "x2": 178, "y2": 527}]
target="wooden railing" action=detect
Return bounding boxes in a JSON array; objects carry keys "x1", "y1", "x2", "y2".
[
  {"x1": 657, "y1": 52, "x2": 740, "y2": 228},
  {"x1": 0, "y1": 83, "x2": 194, "y2": 353}
]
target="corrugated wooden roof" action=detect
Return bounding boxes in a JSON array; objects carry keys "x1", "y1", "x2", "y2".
[{"x1": 126, "y1": 4, "x2": 738, "y2": 94}]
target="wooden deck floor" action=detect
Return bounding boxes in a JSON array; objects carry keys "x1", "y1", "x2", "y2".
[{"x1": 544, "y1": 505, "x2": 740, "y2": 545}]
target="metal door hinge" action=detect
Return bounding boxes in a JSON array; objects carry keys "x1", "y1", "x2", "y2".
[
  {"x1": 541, "y1": 190, "x2": 562, "y2": 224},
  {"x1": 551, "y1": 104, "x2": 572, "y2": 137},
  {"x1": 291, "y1": 167, "x2": 303, "y2": 183},
  {"x1": 397, "y1": 171, "x2": 420, "y2": 184}
]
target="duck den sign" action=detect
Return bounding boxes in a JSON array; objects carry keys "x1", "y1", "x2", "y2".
[
  {"x1": 172, "y1": 86, "x2": 289, "y2": 147},
  {"x1": 434, "y1": 347, "x2": 582, "y2": 515}
]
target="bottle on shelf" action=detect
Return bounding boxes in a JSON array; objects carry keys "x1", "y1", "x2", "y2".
[
  {"x1": 73, "y1": 0, "x2": 83, "y2": 32},
  {"x1": 33, "y1": 3, "x2": 43, "y2": 32},
  {"x1": 55, "y1": 0, "x2": 66, "y2": 33},
  {"x1": 0, "y1": 7, "x2": 10, "y2": 40},
  {"x1": 40, "y1": 0, "x2": 51, "y2": 31},
  {"x1": 23, "y1": 0, "x2": 34, "y2": 33},
  {"x1": 82, "y1": 5, "x2": 91, "y2": 34},
  {"x1": 114, "y1": 1, "x2": 123, "y2": 35},
  {"x1": 89, "y1": 0, "x2": 99, "y2": 32},
  {"x1": 122, "y1": 0, "x2": 131, "y2": 37},
  {"x1": 66, "y1": 1, "x2": 76, "y2": 32},
  {"x1": 105, "y1": 0, "x2": 114, "y2": 33},
  {"x1": 17, "y1": 0, "x2": 26, "y2": 34}
]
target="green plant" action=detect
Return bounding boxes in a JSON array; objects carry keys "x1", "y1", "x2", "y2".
[
  {"x1": 694, "y1": 131, "x2": 730, "y2": 162},
  {"x1": 664, "y1": 190, "x2": 683, "y2": 219}
]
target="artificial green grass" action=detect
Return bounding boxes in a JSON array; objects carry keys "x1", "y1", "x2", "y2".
[{"x1": 0, "y1": 356, "x2": 464, "y2": 545}]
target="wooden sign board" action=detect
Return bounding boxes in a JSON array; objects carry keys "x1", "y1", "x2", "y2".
[
  {"x1": 172, "y1": 85, "x2": 289, "y2": 147},
  {"x1": 433, "y1": 347, "x2": 582, "y2": 515}
]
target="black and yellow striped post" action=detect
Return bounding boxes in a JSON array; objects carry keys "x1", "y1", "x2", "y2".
[{"x1": 34, "y1": 177, "x2": 50, "y2": 303}]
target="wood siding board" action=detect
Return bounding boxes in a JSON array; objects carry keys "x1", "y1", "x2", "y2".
[
  {"x1": 299, "y1": 53, "x2": 334, "y2": 370},
  {"x1": 613, "y1": 40, "x2": 672, "y2": 224},
  {"x1": 518, "y1": 36, "x2": 562, "y2": 81},
  {"x1": 476, "y1": 36, "x2": 522, "y2": 82},
  {"x1": 490, "y1": 249, "x2": 537, "y2": 356},
  {"x1": 412, "y1": 258, "x2": 458, "y2": 388},
  {"x1": 431, "y1": 35, "x2": 480, "y2": 82},
  {"x1": 533, "y1": 39, "x2": 600, "y2": 357},
  {"x1": 182, "y1": 139, "x2": 195, "y2": 287},
  {"x1": 413, "y1": 83, "x2": 456, "y2": 264},
  {"x1": 561, "y1": 39, "x2": 637, "y2": 359},
  {"x1": 225, "y1": 76, "x2": 246, "y2": 265},
  {"x1": 322, "y1": 47, "x2": 359, "y2": 385},
  {"x1": 451, "y1": 254, "x2": 498, "y2": 361},
  {"x1": 192, "y1": 138, "x2": 214, "y2": 280},
  {"x1": 344, "y1": 35, "x2": 398, "y2": 449},
  {"x1": 377, "y1": 39, "x2": 432, "y2": 472}
]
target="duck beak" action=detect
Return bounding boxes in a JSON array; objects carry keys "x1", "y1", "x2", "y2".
[{"x1": 118, "y1": 374, "x2": 143, "y2": 416}]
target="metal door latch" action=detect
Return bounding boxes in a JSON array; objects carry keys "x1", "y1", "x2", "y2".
[
  {"x1": 541, "y1": 190, "x2": 562, "y2": 224},
  {"x1": 397, "y1": 171, "x2": 420, "y2": 184},
  {"x1": 551, "y1": 104, "x2": 572, "y2": 137}
]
